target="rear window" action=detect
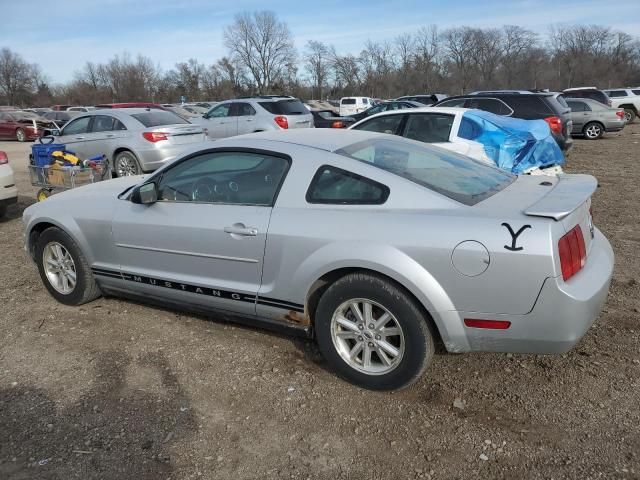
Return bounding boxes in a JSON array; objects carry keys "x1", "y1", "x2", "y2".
[
  {"x1": 509, "y1": 96, "x2": 553, "y2": 118},
  {"x1": 632, "y1": 90, "x2": 640, "y2": 96},
  {"x1": 336, "y1": 138, "x2": 515, "y2": 206},
  {"x1": 130, "y1": 111, "x2": 189, "y2": 127},
  {"x1": 341, "y1": 98, "x2": 356, "y2": 105},
  {"x1": 258, "y1": 99, "x2": 308, "y2": 115}
]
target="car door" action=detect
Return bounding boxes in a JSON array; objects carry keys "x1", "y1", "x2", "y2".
[
  {"x1": 111, "y1": 149, "x2": 291, "y2": 315},
  {"x1": 76, "y1": 114, "x2": 119, "y2": 159},
  {"x1": 0, "y1": 113, "x2": 10, "y2": 139},
  {"x1": 55, "y1": 116, "x2": 93, "y2": 159},
  {"x1": 203, "y1": 103, "x2": 233, "y2": 139},
  {"x1": 567, "y1": 100, "x2": 588, "y2": 131},
  {"x1": 233, "y1": 102, "x2": 256, "y2": 136}
]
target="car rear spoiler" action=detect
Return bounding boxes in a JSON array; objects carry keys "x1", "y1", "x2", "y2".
[{"x1": 524, "y1": 174, "x2": 597, "y2": 220}]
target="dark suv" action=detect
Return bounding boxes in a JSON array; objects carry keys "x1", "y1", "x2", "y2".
[
  {"x1": 561, "y1": 87, "x2": 611, "y2": 107},
  {"x1": 434, "y1": 92, "x2": 573, "y2": 153}
]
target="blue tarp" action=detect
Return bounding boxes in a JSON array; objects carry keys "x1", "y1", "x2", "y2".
[{"x1": 458, "y1": 110, "x2": 565, "y2": 174}]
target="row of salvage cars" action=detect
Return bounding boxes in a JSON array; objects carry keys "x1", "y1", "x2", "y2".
[{"x1": 22, "y1": 121, "x2": 614, "y2": 389}]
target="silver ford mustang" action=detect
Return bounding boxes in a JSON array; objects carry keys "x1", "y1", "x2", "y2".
[{"x1": 22, "y1": 130, "x2": 614, "y2": 390}]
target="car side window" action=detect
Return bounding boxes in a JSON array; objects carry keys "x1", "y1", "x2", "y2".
[
  {"x1": 114, "y1": 119, "x2": 127, "y2": 130},
  {"x1": 92, "y1": 115, "x2": 115, "y2": 133},
  {"x1": 62, "y1": 116, "x2": 91, "y2": 135},
  {"x1": 437, "y1": 98, "x2": 466, "y2": 108},
  {"x1": 567, "y1": 101, "x2": 586, "y2": 112},
  {"x1": 607, "y1": 90, "x2": 626, "y2": 98},
  {"x1": 403, "y1": 113, "x2": 454, "y2": 143},
  {"x1": 157, "y1": 151, "x2": 290, "y2": 206},
  {"x1": 306, "y1": 165, "x2": 389, "y2": 205},
  {"x1": 465, "y1": 98, "x2": 512, "y2": 116},
  {"x1": 233, "y1": 102, "x2": 256, "y2": 116},
  {"x1": 353, "y1": 115, "x2": 404, "y2": 135},
  {"x1": 209, "y1": 104, "x2": 231, "y2": 118}
]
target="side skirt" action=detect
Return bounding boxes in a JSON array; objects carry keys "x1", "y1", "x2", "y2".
[{"x1": 99, "y1": 284, "x2": 313, "y2": 339}]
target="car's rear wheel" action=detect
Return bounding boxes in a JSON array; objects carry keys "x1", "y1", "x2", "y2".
[
  {"x1": 624, "y1": 109, "x2": 636, "y2": 123},
  {"x1": 583, "y1": 122, "x2": 603, "y2": 140},
  {"x1": 16, "y1": 128, "x2": 26, "y2": 142},
  {"x1": 35, "y1": 227, "x2": 100, "y2": 305},
  {"x1": 114, "y1": 151, "x2": 141, "y2": 177},
  {"x1": 315, "y1": 272, "x2": 434, "y2": 390}
]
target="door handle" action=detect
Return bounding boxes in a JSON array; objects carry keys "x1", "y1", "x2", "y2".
[
  {"x1": 106, "y1": 134, "x2": 115, "y2": 137},
  {"x1": 224, "y1": 224, "x2": 258, "y2": 236},
  {"x1": 246, "y1": 118, "x2": 254, "y2": 122},
  {"x1": 74, "y1": 136, "x2": 85, "y2": 140}
]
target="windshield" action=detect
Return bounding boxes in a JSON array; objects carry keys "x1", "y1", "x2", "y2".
[{"x1": 335, "y1": 138, "x2": 515, "y2": 205}]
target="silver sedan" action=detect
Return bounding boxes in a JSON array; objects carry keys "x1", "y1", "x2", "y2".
[
  {"x1": 23, "y1": 129, "x2": 614, "y2": 390},
  {"x1": 51, "y1": 108, "x2": 208, "y2": 176}
]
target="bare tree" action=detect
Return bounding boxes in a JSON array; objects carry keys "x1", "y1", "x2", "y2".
[
  {"x1": 0, "y1": 48, "x2": 38, "y2": 105},
  {"x1": 304, "y1": 40, "x2": 330, "y2": 99},
  {"x1": 501, "y1": 26, "x2": 538, "y2": 87},
  {"x1": 442, "y1": 27, "x2": 477, "y2": 93},
  {"x1": 224, "y1": 11, "x2": 296, "y2": 93}
]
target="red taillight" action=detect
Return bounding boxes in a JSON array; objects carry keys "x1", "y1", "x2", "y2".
[
  {"x1": 464, "y1": 319, "x2": 511, "y2": 330},
  {"x1": 274, "y1": 116, "x2": 288, "y2": 129},
  {"x1": 142, "y1": 132, "x2": 168, "y2": 143},
  {"x1": 544, "y1": 116, "x2": 563, "y2": 135},
  {"x1": 0, "y1": 151, "x2": 8, "y2": 165},
  {"x1": 331, "y1": 121, "x2": 344, "y2": 128},
  {"x1": 616, "y1": 110, "x2": 625, "y2": 119},
  {"x1": 558, "y1": 225, "x2": 586, "y2": 281}
]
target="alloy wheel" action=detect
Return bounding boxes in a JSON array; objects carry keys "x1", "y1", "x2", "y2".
[
  {"x1": 585, "y1": 124, "x2": 601, "y2": 139},
  {"x1": 16, "y1": 129, "x2": 26, "y2": 142},
  {"x1": 624, "y1": 111, "x2": 633, "y2": 123},
  {"x1": 43, "y1": 242, "x2": 77, "y2": 294},
  {"x1": 116, "y1": 154, "x2": 139, "y2": 177},
  {"x1": 330, "y1": 298, "x2": 405, "y2": 375}
]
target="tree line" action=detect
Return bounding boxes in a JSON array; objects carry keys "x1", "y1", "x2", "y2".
[{"x1": 1, "y1": 11, "x2": 639, "y2": 107}]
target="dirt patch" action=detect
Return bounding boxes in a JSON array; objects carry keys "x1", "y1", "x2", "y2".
[{"x1": 1, "y1": 126, "x2": 639, "y2": 479}]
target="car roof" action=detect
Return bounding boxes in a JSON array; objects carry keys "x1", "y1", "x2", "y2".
[
  {"x1": 364, "y1": 106, "x2": 468, "y2": 116},
  {"x1": 216, "y1": 128, "x2": 388, "y2": 153}
]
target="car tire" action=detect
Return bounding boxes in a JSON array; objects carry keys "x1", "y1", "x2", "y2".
[
  {"x1": 114, "y1": 151, "x2": 141, "y2": 177},
  {"x1": 583, "y1": 122, "x2": 603, "y2": 140},
  {"x1": 623, "y1": 109, "x2": 636, "y2": 123},
  {"x1": 16, "y1": 128, "x2": 26, "y2": 142},
  {"x1": 315, "y1": 272, "x2": 435, "y2": 390},
  {"x1": 35, "y1": 227, "x2": 101, "y2": 306}
]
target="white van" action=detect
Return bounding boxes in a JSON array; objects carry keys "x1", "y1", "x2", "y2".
[{"x1": 340, "y1": 97, "x2": 374, "y2": 116}]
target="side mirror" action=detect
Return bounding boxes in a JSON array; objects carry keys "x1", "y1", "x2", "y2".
[
  {"x1": 131, "y1": 182, "x2": 158, "y2": 204},
  {"x1": 51, "y1": 129, "x2": 61, "y2": 137}
]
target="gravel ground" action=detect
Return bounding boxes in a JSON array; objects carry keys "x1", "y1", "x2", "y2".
[{"x1": 0, "y1": 127, "x2": 639, "y2": 480}]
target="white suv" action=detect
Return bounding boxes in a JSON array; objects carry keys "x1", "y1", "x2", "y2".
[
  {"x1": 603, "y1": 88, "x2": 640, "y2": 123},
  {"x1": 193, "y1": 96, "x2": 313, "y2": 140},
  {"x1": 0, "y1": 151, "x2": 18, "y2": 217}
]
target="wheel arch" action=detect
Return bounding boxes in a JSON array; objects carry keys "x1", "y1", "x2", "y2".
[
  {"x1": 26, "y1": 218, "x2": 89, "y2": 263},
  {"x1": 294, "y1": 246, "x2": 467, "y2": 351},
  {"x1": 618, "y1": 103, "x2": 638, "y2": 112}
]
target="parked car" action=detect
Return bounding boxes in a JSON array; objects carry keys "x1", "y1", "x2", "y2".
[
  {"x1": 193, "y1": 96, "x2": 313, "y2": 140},
  {"x1": 310, "y1": 109, "x2": 355, "y2": 128},
  {"x1": 434, "y1": 92, "x2": 574, "y2": 153},
  {"x1": 182, "y1": 104, "x2": 209, "y2": 115},
  {"x1": 348, "y1": 100, "x2": 423, "y2": 122},
  {"x1": 602, "y1": 88, "x2": 640, "y2": 123},
  {"x1": 395, "y1": 94, "x2": 448, "y2": 105},
  {"x1": 51, "y1": 105, "x2": 72, "y2": 111},
  {"x1": 41, "y1": 110, "x2": 81, "y2": 127},
  {"x1": 24, "y1": 108, "x2": 52, "y2": 115},
  {"x1": 0, "y1": 111, "x2": 55, "y2": 141},
  {"x1": 50, "y1": 108, "x2": 207, "y2": 177},
  {"x1": 349, "y1": 107, "x2": 564, "y2": 174},
  {"x1": 0, "y1": 151, "x2": 18, "y2": 218},
  {"x1": 22, "y1": 129, "x2": 614, "y2": 390},
  {"x1": 562, "y1": 87, "x2": 611, "y2": 108},
  {"x1": 67, "y1": 106, "x2": 96, "y2": 113},
  {"x1": 566, "y1": 98, "x2": 626, "y2": 139},
  {"x1": 339, "y1": 97, "x2": 375, "y2": 116}
]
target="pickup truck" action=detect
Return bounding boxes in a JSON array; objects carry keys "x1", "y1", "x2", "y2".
[{"x1": 603, "y1": 88, "x2": 640, "y2": 123}]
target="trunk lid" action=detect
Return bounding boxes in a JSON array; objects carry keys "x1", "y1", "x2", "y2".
[{"x1": 148, "y1": 124, "x2": 206, "y2": 145}]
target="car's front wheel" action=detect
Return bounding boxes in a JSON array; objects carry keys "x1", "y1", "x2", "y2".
[
  {"x1": 35, "y1": 227, "x2": 100, "y2": 305},
  {"x1": 315, "y1": 272, "x2": 434, "y2": 390},
  {"x1": 583, "y1": 122, "x2": 603, "y2": 140},
  {"x1": 16, "y1": 128, "x2": 26, "y2": 142},
  {"x1": 114, "y1": 151, "x2": 141, "y2": 177}
]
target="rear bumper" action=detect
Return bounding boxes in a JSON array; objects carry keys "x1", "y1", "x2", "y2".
[
  {"x1": 454, "y1": 228, "x2": 613, "y2": 354},
  {"x1": 604, "y1": 119, "x2": 626, "y2": 132},
  {"x1": 135, "y1": 142, "x2": 208, "y2": 172}
]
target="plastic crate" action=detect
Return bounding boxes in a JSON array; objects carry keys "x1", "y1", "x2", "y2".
[{"x1": 31, "y1": 143, "x2": 66, "y2": 167}]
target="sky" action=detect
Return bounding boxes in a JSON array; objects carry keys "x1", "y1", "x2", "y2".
[{"x1": 1, "y1": 0, "x2": 640, "y2": 84}]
